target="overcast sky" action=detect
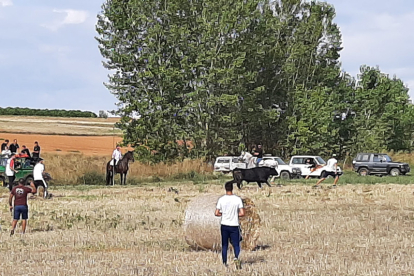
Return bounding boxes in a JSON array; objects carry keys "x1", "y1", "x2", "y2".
[{"x1": 0, "y1": 0, "x2": 413, "y2": 113}]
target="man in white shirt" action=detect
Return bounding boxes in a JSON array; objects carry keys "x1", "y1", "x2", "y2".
[
  {"x1": 111, "y1": 146, "x2": 122, "y2": 167},
  {"x1": 215, "y1": 181, "x2": 245, "y2": 269},
  {"x1": 5, "y1": 154, "x2": 18, "y2": 191},
  {"x1": 315, "y1": 153, "x2": 340, "y2": 187},
  {"x1": 33, "y1": 158, "x2": 48, "y2": 198}
]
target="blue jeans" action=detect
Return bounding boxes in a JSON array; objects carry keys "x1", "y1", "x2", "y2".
[
  {"x1": 221, "y1": 225, "x2": 241, "y2": 264},
  {"x1": 256, "y1": 158, "x2": 262, "y2": 165},
  {"x1": 14, "y1": 205, "x2": 28, "y2": 220}
]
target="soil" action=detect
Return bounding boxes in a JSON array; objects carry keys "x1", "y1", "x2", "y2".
[{"x1": 0, "y1": 133, "x2": 126, "y2": 156}]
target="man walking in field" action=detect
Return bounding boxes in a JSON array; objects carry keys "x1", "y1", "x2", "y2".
[
  {"x1": 314, "y1": 153, "x2": 340, "y2": 188},
  {"x1": 5, "y1": 154, "x2": 18, "y2": 191},
  {"x1": 33, "y1": 158, "x2": 49, "y2": 198},
  {"x1": 215, "y1": 181, "x2": 245, "y2": 269},
  {"x1": 9, "y1": 178, "x2": 36, "y2": 236}
]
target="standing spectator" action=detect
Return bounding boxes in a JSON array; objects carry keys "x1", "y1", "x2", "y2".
[
  {"x1": 5, "y1": 154, "x2": 18, "y2": 191},
  {"x1": 9, "y1": 178, "x2": 36, "y2": 236},
  {"x1": 253, "y1": 144, "x2": 263, "y2": 165},
  {"x1": 314, "y1": 153, "x2": 340, "y2": 188},
  {"x1": 33, "y1": 158, "x2": 49, "y2": 198},
  {"x1": 9, "y1": 139, "x2": 20, "y2": 154},
  {"x1": 2, "y1": 146, "x2": 11, "y2": 157},
  {"x1": 215, "y1": 181, "x2": 245, "y2": 269},
  {"x1": 20, "y1": 145, "x2": 31, "y2": 158},
  {"x1": 1, "y1": 139, "x2": 9, "y2": 151},
  {"x1": 32, "y1": 141, "x2": 41, "y2": 160}
]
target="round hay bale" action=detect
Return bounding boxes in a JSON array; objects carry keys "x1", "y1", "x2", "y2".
[{"x1": 184, "y1": 194, "x2": 260, "y2": 251}]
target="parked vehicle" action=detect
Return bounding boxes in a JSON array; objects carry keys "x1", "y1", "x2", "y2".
[
  {"x1": 258, "y1": 155, "x2": 302, "y2": 179},
  {"x1": 352, "y1": 153, "x2": 410, "y2": 176},
  {"x1": 0, "y1": 155, "x2": 35, "y2": 187},
  {"x1": 289, "y1": 155, "x2": 343, "y2": 178},
  {"x1": 213, "y1": 156, "x2": 246, "y2": 173}
]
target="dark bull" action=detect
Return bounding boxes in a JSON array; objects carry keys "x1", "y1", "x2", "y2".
[{"x1": 229, "y1": 167, "x2": 278, "y2": 189}]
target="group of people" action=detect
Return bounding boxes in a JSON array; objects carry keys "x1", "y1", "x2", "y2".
[{"x1": 1, "y1": 139, "x2": 41, "y2": 159}]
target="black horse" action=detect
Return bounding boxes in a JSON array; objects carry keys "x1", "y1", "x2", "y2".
[{"x1": 106, "y1": 151, "x2": 134, "y2": 185}]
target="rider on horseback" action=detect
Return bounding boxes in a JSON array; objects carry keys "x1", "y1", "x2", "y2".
[{"x1": 112, "y1": 145, "x2": 122, "y2": 169}]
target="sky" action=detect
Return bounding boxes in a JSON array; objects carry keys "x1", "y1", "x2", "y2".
[{"x1": 0, "y1": 0, "x2": 414, "y2": 114}]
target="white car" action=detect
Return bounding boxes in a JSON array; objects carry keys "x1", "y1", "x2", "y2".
[
  {"x1": 259, "y1": 156, "x2": 302, "y2": 179},
  {"x1": 214, "y1": 156, "x2": 246, "y2": 173},
  {"x1": 288, "y1": 155, "x2": 343, "y2": 178}
]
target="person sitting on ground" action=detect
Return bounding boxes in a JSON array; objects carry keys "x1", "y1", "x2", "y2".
[{"x1": 9, "y1": 178, "x2": 36, "y2": 236}]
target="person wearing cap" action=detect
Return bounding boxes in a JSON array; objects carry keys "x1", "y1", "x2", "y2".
[
  {"x1": 314, "y1": 153, "x2": 340, "y2": 187},
  {"x1": 33, "y1": 158, "x2": 49, "y2": 198},
  {"x1": 9, "y1": 178, "x2": 36, "y2": 236},
  {"x1": 111, "y1": 145, "x2": 122, "y2": 168},
  {"x1": 5, "y1": 154, "x2": 18, "y2": 191}
]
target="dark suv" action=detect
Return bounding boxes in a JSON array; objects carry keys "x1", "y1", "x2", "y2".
[{"x1": 353, "y1": 153, "x2": 410, "y2": 176}]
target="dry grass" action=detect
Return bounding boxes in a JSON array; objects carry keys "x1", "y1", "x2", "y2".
[
  {"x1": 42, "y1": 153, "x2": 212, "y2": 185},
  {"x1": 0, "y1": 115, "x2": 121, "y2": 135},
  {"x1": 1, "y1": 183, "x2": 414, "y2": 275}
]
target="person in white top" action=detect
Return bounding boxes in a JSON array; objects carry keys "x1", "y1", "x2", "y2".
[
  {"x1": 5, "y1": 154, "x2": 18, "y2": 190},
  {"x1": 315, "y1": 153, "x2": 340, "y2": 187},
  {"x1": 111, "y1": 146, "x2": 122, "y2": 167},
  {"x1": 33, "y1": 158, "x2": 49, "y2": 198},
  {"x1": 215, "y1": 181, "x2": 245, "y2": 269},
  {"x1": 2, "y1": 146, "x2": 11, "y2": 157}
]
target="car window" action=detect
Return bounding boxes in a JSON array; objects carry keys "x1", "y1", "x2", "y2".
[
  {"x1": 382, "y1": 155, "x2": 392, "y2": 162},
  {"x1": 373, "y1": 155, "x2": 381, "y2": 162},
  {"x1": 361, "y1": 154, "x2": 369, "y2": 161},
  {"x1": 217, "y1": 159, "x2": 230, "y2": 163},
  {"x1": 232, "y1": 158, "x2": 240, "y2": 163},
  {"x1": 316, "y1": 157, "x2": 326, "y2": 165},
  {"x1": 275, "y1": 157, "x2": 286, "y2": 165},
  {"x1": 292, "y1": 158, "x2": 305, "y2": 164}
]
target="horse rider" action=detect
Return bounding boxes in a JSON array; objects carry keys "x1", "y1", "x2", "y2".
[
  {"x1": 112, "y1": 145, "x2": 122, "y2": 169},
  {"x1": 253, "y1": 144, "x2": 263, "y2": 166}
]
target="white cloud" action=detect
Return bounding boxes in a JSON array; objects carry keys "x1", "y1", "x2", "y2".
[
  {"x1": 0, "y1": 0, "x2": 12, "y2": 7},
  {"x1": 42, "y1": 9, "x2": 89, "y2": 31}
]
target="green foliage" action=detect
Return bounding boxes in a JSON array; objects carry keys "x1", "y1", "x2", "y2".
[
  {"x1": 0, "y1": 107, "x2": 97, "y2": 118},
  {"x1": 97, "y1": 0, "x2": 414, "y2": 162}
]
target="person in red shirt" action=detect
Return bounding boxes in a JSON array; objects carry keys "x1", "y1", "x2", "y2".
[{"x1": 9, "y1": 178, "x2": 36, "y2": 236}]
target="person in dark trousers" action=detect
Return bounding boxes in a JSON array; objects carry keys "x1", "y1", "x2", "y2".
[
  {"x1": 1, "y1": 139, "x2": 9, "y2": 151},
  {"x1": 34, "y1": 158, "x2": 49, "y2": 198},
  {"x1": 5, "y1": 154, "x2": 18, "y2": 191},
  {"x1": 253, "y1": 144, "x2": 263, "y2": 165},
  {"x1": 9, "y1": 139, "x2": 19, "y2": 154},
  {"x1": 32, "y1": 141, "x2": 41, "y2": 160},
  {"x1": 9, "y1": 178, "x2": 36, "y2": 236},
  {"x1": 215, "y1": 181, "x2": 245, "y2": 269}
]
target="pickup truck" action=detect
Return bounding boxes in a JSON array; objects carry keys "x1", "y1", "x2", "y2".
[
  {"x1": 352, "y1": 153, "x2": 410, "y2": 176},
  {"x1": 0, "y1": 155, "x2": 35, "y2": 187},
  {"x1": 289, "y1": 155, "x2": 343, "y2": 178},
  {"x1": 258, "y1": 155, "x2": 302, "y2": 179}
]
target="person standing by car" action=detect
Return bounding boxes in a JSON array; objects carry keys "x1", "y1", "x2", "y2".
[
  {"x1": 9, "y1": 178, "x2": 36, "y2": 236},
  {"x1": 314, "y1": 154, "x2": 340, "y2": 188},
  {"x1": 9, "y1": 139, "x2": 20, "y2": 154},
  {"x1": 253, "y1": 144, "x2": 263, "y2": 166},
  {"x1": 1, "y1": 139, "x2": 9, "y2": 151},
  {"x1": 5, "y1": 154, "x2": 18, "y2": 191},
  {"x1": 32, "y1": 141, "x2": 41, "y2": 160},
  {"x1": 215, "y1": 181, "x2": 245, "y2": 269},
  {"x1": 1, "y1": 146, "x2": 11, "y2": 157},
  {"x1": 34, "y1": 158, "x2": 49, "y2": 198}
]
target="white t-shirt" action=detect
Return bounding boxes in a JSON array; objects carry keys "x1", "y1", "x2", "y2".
[
  {"x1": 112, "y1": 149, "x2": 122, "y2": 160},
  {"x1": 34, "y1": 163, "x2": 45, "y2": 180},
  {"x1": 326, "y1": 158, "x2": 338, "y2": 172},
  {"x1": 216, "y1": 195, "x2": 244, "y2": 226},
  {"x1": 5, "y1": 158, "x2": 14, "y2": 176}
]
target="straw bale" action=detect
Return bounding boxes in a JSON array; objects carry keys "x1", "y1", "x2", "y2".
[{"x1": 184, "y1": 194, "x2": 260, "y2": 251}]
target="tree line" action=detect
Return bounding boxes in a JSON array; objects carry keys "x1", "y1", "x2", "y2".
[
  {"x1": 0, "y1": 107, "x2": 97, "y2": 118},
  {"x1": 96, "y1": 0, "x2": 414, "y2": 162}
]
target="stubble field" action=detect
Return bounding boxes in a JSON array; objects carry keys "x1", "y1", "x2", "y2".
[{"x1": 1, "y1": 183, "x2": 414, "y2": 275}]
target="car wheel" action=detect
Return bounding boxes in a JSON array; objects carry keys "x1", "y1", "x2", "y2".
[
  {"x1": 358, "y1": 168, "x2": 369, "y2": 176},
  {"x1": 390, "y1": 168, "x2": 400, "y2": 177},
  {"x1": 25, "y1": 176, "x2": 34, "y2": 185},
  {"x1": 280, "y1": 171, "x2": 290, "y2": 180}
]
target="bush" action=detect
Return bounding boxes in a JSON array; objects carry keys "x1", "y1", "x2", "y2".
[{"x1": 77, "y1": 171, "x2": 105, "y2": 185}]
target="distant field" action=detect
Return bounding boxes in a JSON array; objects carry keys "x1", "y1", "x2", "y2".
[
  {"x1": 0, "y1": 115, "x2": 126, "y2": 155},
  {"x1": 0, "y1": 115, "x2": 122, "y2": 136}
]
